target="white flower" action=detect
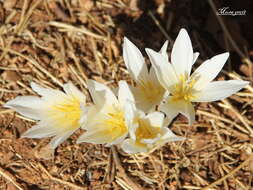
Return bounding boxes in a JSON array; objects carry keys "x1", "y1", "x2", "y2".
[
  {"x1": 77, "y1": 80, "x2": 135, "y2": 146},
  {"x1": 146, "y1": 28, "x2": 249, "y2": 125},
  {"x1": 121, "y1": 108, "x2": 184, "y2": 154},
  {"x1": 4, "y1": 82, "x2": 87, "y2": 149},
  {"x1": 123, "y1": 37, "x2": 166, "y2": 112}
]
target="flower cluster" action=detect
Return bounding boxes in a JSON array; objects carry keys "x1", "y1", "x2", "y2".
[{"x1": 4, "y1": 29, "x2": 248, "y2": 154}]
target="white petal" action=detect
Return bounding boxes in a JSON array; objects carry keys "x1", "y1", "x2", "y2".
[
  {"x1": 171, "y1": 28, "x2": 193, "y2": 77},
  {"x1": 131, "y1": 74, "x2": 165, "y2": 113},
  {"x1": 161, "y1": 128, "x2": 185, "y2": 142},
  {"x1": 87, "y1": 80, "x2": 117, "y2": 107},
  {"x1": 193, "y1": 80, "x2": 249, "y2": 102},
  {"x1": 193, "y1": 52, "x2": 200, "y2": 65},
  {"x1": 149, "y1": 66, "x2": 166, "y2": 97},
  {"x1": 111, "y1": 87, "x2": 118, "y2": 97},
  {"x1": 159, "y1": 40, "x2": 169, "y2": 60},
  {"x1": 49, "y1": 130, "x2": 75, "y2": 149},
  {"x1": 180, "y1": 101, "x2": 195, "y2": 125},
  {"x1": 123, "y1": 37, "x2": 148, "y2": 82},
  {"x1": 63, "y1": 82, "x2": 86, "y2": 103},
  {"x1": 21, "y1": 124, "x2": 58, "y2": 139},
  {"x1": 193, "y1": 52, "x2": 229, "y2": 90},
  {"x1": 80, "y1": 105, "x2": 100, "y2": 129},
  {"x1": 77, "y1": 129, "x2": 119, "y2": 145},
  {"x1": 124, "y1": 99, "x2": 137, "y2": 140},
  {"x1": 149, "y1": 66, "x2": 162, "y2": 87},
  {"x1": 159, "y1": 97, "x2": 195, "y2": 125},
  {"x1": 136, "y1": 67, "x2": 165, "y2": 112},
  {"x1": 4, "y1": 96, "x2": 45, "y2": 120},
  {"x1": 131, "y1": 87, "x2": 153, "y2": 112},
  {"x1": 146, "y1": 48, "x2": 178, "y2": 90},
  {"x1": 159, "y1": 99, "x2": 179, "y2": 125},
  {"x1": 118, "y1": 80, "x2": 135, "y2": 107},
  {"x1": 145, "y1": 112, "x2": 164, "y2": 127},
  {"x1": 141, "y1": 137, "x2": 160, "y2": 144},
  {"x1": 106, "y1": 133, "x2": 128, "y2": 147},
  {"x1": 121, "y1": 139, "x2": 147, "y2": 154},
  {"x1": 80, "y1": 104, "x2": 89, "y2": 125},
  {"x1": 31, "y1": 82, "x2": 66, "y2": 99}
]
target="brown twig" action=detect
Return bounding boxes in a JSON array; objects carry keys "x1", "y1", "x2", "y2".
[
  {"x1": 38, "y1": 163, "x2": 87, "y2": 190},
  {"x1": 0, "y1": 166, "x2": 26, "y2": 190},
  {"x1": 111, "y1": 146, "x2": 144, "y2": 190},
  {"x1": 148, "y1": 10, "x2": 173, "y2": 43},
  {"x1": 201, "y1": 153, "x2": 253, "y2": 190}
]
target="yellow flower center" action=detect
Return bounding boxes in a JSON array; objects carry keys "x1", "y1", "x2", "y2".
[
  {"x1": 50, "y1": 97, "x2": 81, "y2": 130},
  {"x1": 135, "y1": 119, "x2": 160, "y2": 147},
  {"x1": 138, "y1": 80, "x2": 164, "y2": 102},
  {"x1": 103, "y1": 106, "x2": 127, "y2": 142},
  {"x1": 171, "y1": 74, "x2": 196, "y2": 102}
]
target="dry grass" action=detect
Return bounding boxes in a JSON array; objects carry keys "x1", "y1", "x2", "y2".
[{"x1": 0, "y1": 0, "x2": 252, "y2": 189}]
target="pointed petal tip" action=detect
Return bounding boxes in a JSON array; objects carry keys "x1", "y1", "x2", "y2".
[
  {"x1": 30, "y1": 81, "x2": 39, "y2": 91},
  {"x1": 180, "y1": 28, "x2": 187, "y2": 32},
  {"x1": 179, "y1": 28, "x2": 189, "y2": 36},
  {"x1": 86, "y1": 79, "x2": 94, "y2": 85},
  {"x1": 226, "y1": 80, "x2": 249, "y2": 86},
  {"x1": 172, "y1": 28, "x2": 193, "y2": 76},
  {"x1": 145, "y1": 47, "x2": 152, "y2": 52},
  {"x1": 20, "y1": 134, "x2": 28, "y2": 138},
  {"x1": 118, "y1": 80, "x2": 126, "y2": 86},
  {"x1": 145, "y1": 48, "x2": 156, "y2": 55},
  {"x1": 3, "y1": 102, "x2": 11, "y2": 108},
  {"x1": 20, "y1": 130, "x2": 41, "y2": 139},
  {"x1": 64, "y1": 81, "x2": 74, "y2": 86},
  {"x1": 243, "y1": 79, "x2": 249, "y2": 83},
  {"x1": 21, "y1": 131, "x2": 33, "y2": 138},
  {"x1": 213, "y1": 52, "x2": 230, "y2": 62},
  {"x1": 235, "y1": 80, "x2": 250, "y2": 88},
  {"x1": 169, "y1": 136, "x2": 186, "y2": 142},
  {"x1": 220, "y1": 52, "x2": 230, "y2": 60},
  {"x1": 123, "y1": 36, "x2": 130, "y2": 43},
  {"x1": 30, "y1": 81, "x2": 35, "y2": 87},
  {"x1": 123, "y1": 37, "x2": 136, "y2": 50},
  {"x1": 162, "y1": 40, "x2": 169, "y2": 49},
  {"x1": 240, "y1": 80, "x2": 250, "y2": 85},
  {"x1": 223, "y1": 52, "x2": 229, "y2": 56},
  {"x1": 3, "y1": 97, "x2": 21, "y2": 108},
  {"x1": 86, "y1": 79, "x2": 97, "y2": 89}
]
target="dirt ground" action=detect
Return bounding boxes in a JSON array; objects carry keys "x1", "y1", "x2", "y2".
[{"x1": 0, "y1": 0, "x2": 253, "y2": 189}]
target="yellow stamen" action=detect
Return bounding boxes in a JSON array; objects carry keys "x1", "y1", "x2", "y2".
[
  {"x1": 135, "y1": 119, "x2": 160, "y2": 147},
  {"x1": 171, "y1": 74, "x2": 196, "y2": 102},
  {"x1": 103, "y1": 106, "x2": 127, "y2": 142},
  {"x1": 50, "y1": 97, "x2": 81, "y2": 130},
  {"x1": 138, "y1": 80, "x2": 164, "y2": 102}
]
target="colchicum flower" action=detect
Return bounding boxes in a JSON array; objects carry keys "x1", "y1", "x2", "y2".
[
  {"x1": 123, "y1": 37, "x2": 166, "y2": 112},
  {"x1": 146, "y1": 28, "x2": 249, "y2": 125},
  {"x1": 121, "y1": 107, "x2": 185, "y2": 154},
  {"x1": 4, "y1": 82, "x2": 87, "y2": 149},
  {"x1": 77, "y1": 80, "x2": 134, "y2": 146}
]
